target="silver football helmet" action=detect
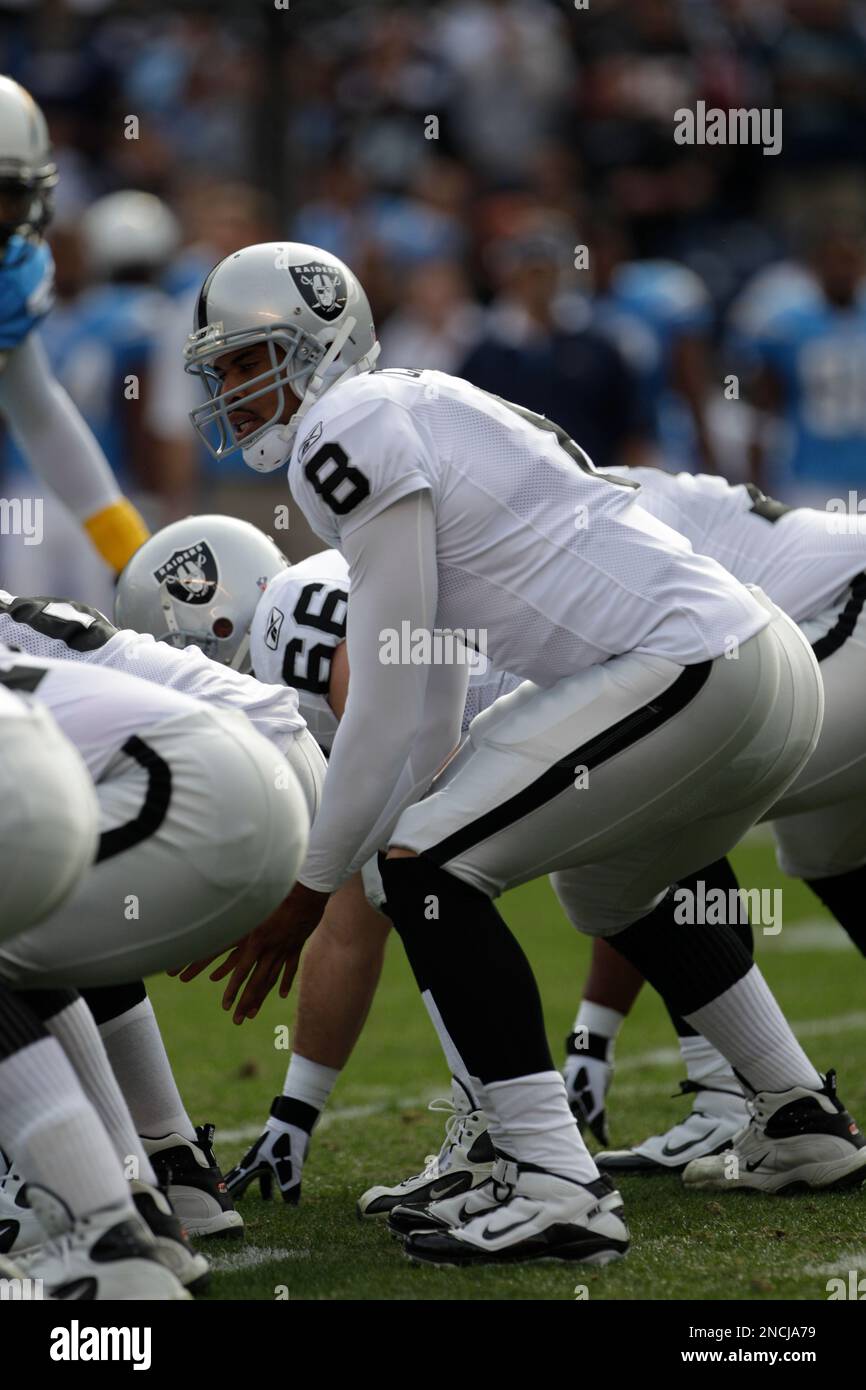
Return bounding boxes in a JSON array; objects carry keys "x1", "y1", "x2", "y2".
[
  {"x1": 80, "y1": 191, "x2": 180, "y2": 278},
  {"x1": 0, "y1": 76, "x2": 57, "y2": 244},
  {"x1": 115, "y1": 514, "x2": 289, "y2": 672},
  {"x1": 183, "y1": 241, "x2": 380, "y2": 473}
]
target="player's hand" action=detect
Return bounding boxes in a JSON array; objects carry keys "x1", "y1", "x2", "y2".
[
  {"x1": 215, "y1": 882, "x2": 330, "y2": 1024},
  {"x1": 0, "y1": 236, "x2": 55, "y2": 349}
]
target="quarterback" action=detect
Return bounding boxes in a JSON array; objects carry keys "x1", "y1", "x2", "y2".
[{"x1": 176, "y1": 241, "x2": 866, "y2": 1268}]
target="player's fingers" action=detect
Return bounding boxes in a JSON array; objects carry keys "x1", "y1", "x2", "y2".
[
  {"x1": 220, "y1": 951, "x2": 257, "y2": 1011},
  {"x1": 209, "y1": 945, "x2": 245, "y2": 982},
  {"x1": 233, "y1": 955, "x2": 282, "y2": 1024},
  {"x1": 171, "y1": 954, "x2": 221, "y2": 983}
]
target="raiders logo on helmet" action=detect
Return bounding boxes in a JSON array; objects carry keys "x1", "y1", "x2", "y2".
[
  {"x1": 290, "y1": 262, "x2": 347, "y2": 322},
  {"x1": 153, "y1": 541, "x2": 218, "y2": 606}
]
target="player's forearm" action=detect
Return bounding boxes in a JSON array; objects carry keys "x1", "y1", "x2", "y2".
[
  {"x1": 0, "y1": 336, "x2": 149, "y2": 568},
  {"x1": 299, "y1": 492, "x2": 440, "y2": 892}
]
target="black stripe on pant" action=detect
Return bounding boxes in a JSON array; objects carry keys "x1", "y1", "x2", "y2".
[
  {"x1": 424, "y1": 659, "x2": 712, "y2": 868},
  {"x1": 96, "y1": 735, "x2": 172, "y2": 864},
  {"x1": 812, "y1": 572, "x2": 866, "y2": 664}
]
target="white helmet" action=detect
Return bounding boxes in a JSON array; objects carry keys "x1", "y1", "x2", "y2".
[
  {"x1": 0, "y1": 76, "x2": 57, "y2": 244},
  {"x1": 80, "y1": 190, "x2": 180, "y2": 278},
  {"x1": 183, "y1": 241, "x2": 380, "y2": 473},
  {"x1": 115, "y1": 514, "x2": 289, "y2": 672}
]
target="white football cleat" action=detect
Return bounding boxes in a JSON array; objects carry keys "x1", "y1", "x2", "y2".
[
  {"x1": 596, "y1": 1080, "x2": 748, "y2": 1173},
  {"x1": 683, "y1": 1070, "x2": 866, "y2": 1194},
  {"x1": 144, "y1": 1124, "x2": 243, "y2": 1239},
  {"x1": 18, "y1": 1186, "x2": 191, "y2": 1300},
  {"x1": 357, "y1": 1078, "x2": 495, "y2": 1219},
  {"x1": 563, "y1": 1033, "x2": 613, "y2": 1146},
  {"x1": 399, "y1": 1158, "x2": 630, "y2": 1268},
  {"x1": 0, "y1": 1162, "x2": 44, "y2": 1255},
  {"x1": 131, "y1": 1180, "x2": 210, "y2": 1293}
]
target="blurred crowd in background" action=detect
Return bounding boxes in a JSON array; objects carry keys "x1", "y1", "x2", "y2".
[{"x1": 2, "y1": 0, "x2": 866, "y2": 604}]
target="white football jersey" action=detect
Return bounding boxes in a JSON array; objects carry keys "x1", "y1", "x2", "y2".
[
  {"x1": 249, "y1": 551, "x2": 347, "y2": 753},
  {"x1": 0, "y1": 642, "x2": 199, "y2": 781},
  {"x1": 0, "y1": 591, "x2": 306, "y2": 758},
  {"x1": 249, "y1": 551, "x2": 522, "y2": 752},
  {"x1": 606, "y1": 467, "x2": 866, "y2": 624},
  {"x1": 288, "y1": 369, "x2": 768, "y2": 683}
]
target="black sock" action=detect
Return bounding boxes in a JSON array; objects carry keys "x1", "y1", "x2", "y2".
[
  {"x1": 658, "y1": 860, "x2": 755, "y2": 1037},
  {"x1": 380, "y1": 855, "x2": 554, "y2": 1083},
  {"x1": 807, "y1": 866, "x2": 866, "y2": 956},
  {"x1": 0, "y1": 981, "x2": 47, "y2": 1059},
  {"x1": 608, "y1": 858, "x2": 754, "y2": 1021},
  {"x1": 13, "y1": 987, "x2": 78, "y2": 1023},
  {"x1": 81, "y1": 980, "x2": 147, "y2": 1026}
]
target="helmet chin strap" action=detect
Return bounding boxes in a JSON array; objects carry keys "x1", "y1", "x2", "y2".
[{"x1": 241, "y1": 319, "x2": 381, "y2": 474}]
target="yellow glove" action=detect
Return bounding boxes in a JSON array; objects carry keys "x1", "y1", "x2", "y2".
[{"x1": 83, "y1": 497, "x2": 151, "y2": 574}]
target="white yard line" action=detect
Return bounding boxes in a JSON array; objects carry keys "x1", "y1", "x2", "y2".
[{"x1": 207, "y1": 1245, "x2": 300, "y2": 1273}]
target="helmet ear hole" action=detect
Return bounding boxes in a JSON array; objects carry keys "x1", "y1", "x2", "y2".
[{"x1": 212, "y1": 617, "x2": 234, "y2": 639}]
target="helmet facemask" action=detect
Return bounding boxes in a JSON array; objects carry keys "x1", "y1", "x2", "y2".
[
  {"x1": 184, "y1": 322, "x2": 326, "y2": 465},
  {"x1": 0, "y1": 171, "x2": 56, "y2": 251}
]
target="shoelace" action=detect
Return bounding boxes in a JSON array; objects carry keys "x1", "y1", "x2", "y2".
[{"x1": 399, "y1": 1096, "x2": 472, "y2": 1184}]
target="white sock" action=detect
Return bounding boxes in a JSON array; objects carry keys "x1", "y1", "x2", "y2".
[
  {"x1": 574, "y1": 1001, "x2": 624, "y2": 1053},
  {"x1": 98, "y1": 997, "x2": 196, "y2": 1142},
  {"x1": 422, "y1": 988, "x2": 479, "y2": 1107},
  {"x1": 0, "y1": 1037, "x2": 132, "y2": 1217},
  {"x1": 685, "y1": 966, "x2": 821, "y2": 1094},
  {"x1": 679, "y1": 1034, "x2": 740, "y2": 1090},
  {"x1": 275, "y1": 1054, "x2": 340, "y2": 1122},
  {"x1": 48, "y1": 997, "x2": 157, "y2": 1185},
  {"x1": 478, "y1": 1071, "x2": 600, "y2": 1184}
]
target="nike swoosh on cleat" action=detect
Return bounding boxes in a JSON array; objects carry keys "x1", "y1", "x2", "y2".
[
  {"x1": 426, "y1": 1177, "x2": 464, "y2": 1201},
  {"x1": 745, "y1": 1152, "x2": 771, "y2": 1173},
  {"x1": 660, "y1": 1129, "x2": 720, "y2": 1158},
  {"x1": 479, "y1": 1216, "x2": 536, "y2": 1242}
]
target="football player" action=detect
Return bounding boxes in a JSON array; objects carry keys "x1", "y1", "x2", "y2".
[
  {"x1": 0, "y1": 549, "x2": 326, "y2": 1239},
  {"x1": 0, "y1": 675, "x2": 191, "y2": 1299},
  {"x1": 556, "y1": 464, "x2": 866, "y2": 1171},
  {"x1": 178, "y1": 241, "x2": 865, "y2": 1269},
  {"x1": 116, "y1": 527, "x2": 516, "y2": 1206},
  {"x1": 0, "y1": 641, "x2": 309, "y2": 1289},
  {"x1": 0, "y1": 76, "x2": 149, "y2": 574}
]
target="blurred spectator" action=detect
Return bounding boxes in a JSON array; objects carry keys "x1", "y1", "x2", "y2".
[
  {"x1": 379, "y1": 258, "x2": 483, "y2": 371},
  {"x1": 576, "y1": 206, "x2": 718, "y2": 471},
  {"x1": 768, "y1": 0, "x2": 866, "y2": 167},
  {"x1": 146, "y1": 178, "x2": 279, "y2": 510},
  {"x1": 434, "y1": 0, "x2": 574, "y2": 184},
  {"x1": 458, "y1": 223, "x2": 650, "y2": 469},
  {"x1": 742, "y1": 216, "x2": 866, "y2": 506}
]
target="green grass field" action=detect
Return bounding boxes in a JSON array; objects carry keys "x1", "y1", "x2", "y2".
[{"x1": 147, "y1": 833, "x2": 866, "y2": 1301}]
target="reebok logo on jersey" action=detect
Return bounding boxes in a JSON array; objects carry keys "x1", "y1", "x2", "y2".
[
  {"x1": 289, "y1": 262, "x2": 347, "y2": 321},
  {"x1": 265, "y1": 606, "x2": 285, "y2": 650},
  {"x1": 300, "y1": 420, "x2": 323, "y2": 459},
  {"x1": 153, "y1": 541, "x2": 218, "y2": 606}
]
